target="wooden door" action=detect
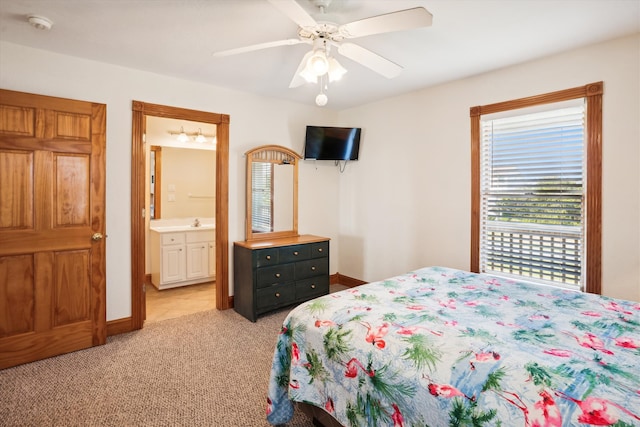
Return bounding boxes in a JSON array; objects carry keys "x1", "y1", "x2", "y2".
[{"x1": 0, "y1": 89, "x2": 106, "y2": 369}]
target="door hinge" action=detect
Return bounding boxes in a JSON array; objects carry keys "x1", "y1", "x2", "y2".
[
  {"x1": 142, "y1": 207, "x2": 146, "y2": 219},
  {"x1": 142, "y1": 283, "x2": 146, "y2": 293}
]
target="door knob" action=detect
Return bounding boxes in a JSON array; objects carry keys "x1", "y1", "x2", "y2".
[{"x1": 91, "y1": 233, "x2": 104, "y2": 241}]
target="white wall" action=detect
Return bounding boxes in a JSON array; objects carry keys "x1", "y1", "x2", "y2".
[
  {"x1": 0, "y1": 41, "x2": 339, "y2": 321},
  {"x1": 338, "y1": 34, "x2": 640, "y2": 302},
  {"x1": 2, "y1": 32, "x2": 638, "y2": 324}
]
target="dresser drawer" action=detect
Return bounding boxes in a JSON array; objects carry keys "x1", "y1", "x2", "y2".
[
  {"x1": 311, "y1": 241, "x2": 329, "y2": 258},
  {"x1": 295, "y1": 258, "x2": 328, "y2": 280},
  {"x1": 279, "y1": 245, "x2": 311, "y2": 263},
  {"x1": 257, "y1": 283, "x2": 295, "y2": 310},
  {"x1": 295, "y1": 276, "x2": 329, "y2": 300},
  {"x1": 255, "y1": 248, "x2": 278, "y2": 267},
  {"x1": 256, "y1": 263, "x2": 294, "y2": 288}
]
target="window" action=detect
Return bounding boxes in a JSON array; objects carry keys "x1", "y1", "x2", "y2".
[
  {"x1": 470, "y1": 82, "x2": 602, "y2": 294},
  {"x1": 251, "y1": 161, "x2": 273, "y2": 232}
]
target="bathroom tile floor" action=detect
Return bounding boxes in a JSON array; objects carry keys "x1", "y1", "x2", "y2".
[
  {"x1": 145, "y1": 281, "x2": 216, "y2": 324},
  {"x1": 145, "y1": 281, "x2": 350, "y2": 324}
]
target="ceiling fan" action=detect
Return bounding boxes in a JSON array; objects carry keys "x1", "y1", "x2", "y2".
[{"x1": 212, "y1": 0, "x2": 432, "y2": 106}]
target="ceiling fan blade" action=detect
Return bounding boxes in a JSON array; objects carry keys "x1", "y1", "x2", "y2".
[
  {"x1": 212, "y1": 38, "x2": 305, "y2": 57},
  {"x1": 267, "y1": 0, "x2": 317, "y2": 29},
  {"x1": 289, "y1": 51, "x2": 314, "y2": 88},
  {"x1": 339, "y1": 7, "x2": 432, "y2": 39},
  {"x1": 338, "y1": 43, "x2": 402, "y2": 79}
]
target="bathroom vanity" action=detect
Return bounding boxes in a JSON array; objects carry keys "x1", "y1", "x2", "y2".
[{"x1": 149, "y1": 220, "x2": 216, "y2": 290}]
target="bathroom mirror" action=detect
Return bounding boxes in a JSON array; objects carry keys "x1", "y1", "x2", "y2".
[
  {"x1": 149, "y1": 145, "x2": 216, "y2": 219},
  {"x1": 245, "y1": 145, "x2": 301, "y2": 241}
]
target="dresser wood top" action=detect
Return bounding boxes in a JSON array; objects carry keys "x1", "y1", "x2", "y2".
[{"x1": 234, "y1": 234, "x2": 330, "y2": 250}]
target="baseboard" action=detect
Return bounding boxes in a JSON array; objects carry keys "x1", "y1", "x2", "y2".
[
  {"x1": 107, "y1": 317, "x2": 134, "y2": 336},
  {"x1": 330, "y1": 273, "x2": 367, "y2": 288},
  {"x1": 110, "y1": 276, "x2": 351, "y2": 336}
]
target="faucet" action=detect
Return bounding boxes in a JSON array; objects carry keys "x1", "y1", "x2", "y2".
[{"x1": 193, "y1": 218, "x2": 201, "y2": 227}]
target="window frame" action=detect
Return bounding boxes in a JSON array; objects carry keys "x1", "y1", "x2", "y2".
[{"x1": 470, "y1": 82, "x2": 603, "y2": 294}]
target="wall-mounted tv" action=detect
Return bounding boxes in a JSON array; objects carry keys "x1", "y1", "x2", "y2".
[{"x1": 303, "y1": 125, "x2": 361, "y2": 161}]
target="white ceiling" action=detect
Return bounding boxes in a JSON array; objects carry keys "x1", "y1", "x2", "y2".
[{"x1": 1, "y1": 0, "x2": 638, "y2": 110}]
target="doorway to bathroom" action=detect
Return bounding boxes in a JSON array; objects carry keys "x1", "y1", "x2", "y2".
[
  {"x1": 130, "y1": 101, "x2": 230, "y2": 330},
  {"x1": 145, "y1": 116, "x2": 217, "y2": 322}
]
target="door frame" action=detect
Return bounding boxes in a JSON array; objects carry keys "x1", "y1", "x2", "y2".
[{"x1": 130, "y1": 101, "x2": 230, "y2": 329}]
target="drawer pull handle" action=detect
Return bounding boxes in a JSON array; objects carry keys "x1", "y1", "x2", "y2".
[
  {"x1": 318, "y1": 248, "x2": 323, "y2": 252},
  {"x1": 266, "y1": 255, "x2": 271, "y2": 260},
  {"x1": 275, "y1": 292, "x2": 280, "y2": 298},
  {"x1": 275, "y1": 273, "x2": 281, "y2": 278},
  {"x1": 311, "y1": 266, "x2": 316, "y2": 271},
  {"x1": 311, "y1": 284, "x2": 316, "y2": 289},
  {"x1": 293, "y1": 251, "x2": 299, "y2": 256}
]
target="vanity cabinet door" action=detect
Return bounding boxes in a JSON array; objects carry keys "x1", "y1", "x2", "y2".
[
  {"x1": 161, "y1": 244, "x2": 186, "y2": 283},
  {"x1": 186, "y1": 242, "x2": 208, "y2": 280}
]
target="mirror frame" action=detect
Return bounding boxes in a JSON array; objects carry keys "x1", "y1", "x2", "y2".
[{"x1": 245, "y1": 145, "x2": 301, "y2": 241}]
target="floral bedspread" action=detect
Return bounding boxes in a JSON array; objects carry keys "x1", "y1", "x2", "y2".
[{"x1": 266, "y1": 266, "x2": 640, "y2": 427}]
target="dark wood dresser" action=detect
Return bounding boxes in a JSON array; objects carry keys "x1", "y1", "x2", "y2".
[{"x1": 233, "y1": 235, "x2": 330, "y2": 322}]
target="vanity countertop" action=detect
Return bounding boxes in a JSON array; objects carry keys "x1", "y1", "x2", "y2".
[
  {"x1": 149, "y1": 224, "x2": 215, "y2": 233},
  {"x1": 149, "y1": 217, "x2": 215, "y2": 233}
]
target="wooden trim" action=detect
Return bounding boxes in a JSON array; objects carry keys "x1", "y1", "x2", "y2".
[
  {"x1": 585, "y1": 85, "x2": 603, "y2": 295},
  {"x1": 244, "y1": 145, "x2": 301, "y2": 242},
  {"x1": 107, "y1": 317, "x2": 133, "y2": 336},
  {"x1": 130, "y1": 101, "x2": 231, "y2": 330},
  {"x1": 150, "y1": 145, "x2": 162, "y2": 219},
  {"x1": 470, "y1": 109, "x2": 481, "y2": 273},
  {"x1": 131, "y1": 109, "x2": 145, "y2": 329},
  {"x1": 470, "y1": 82, "x2": 603, "y2": 293},
  {"x1": 471, "y1": 83, "x2": 601, "y2": 116},
  {"x1": 216, "y1": 115, "x2": 230, "y2": 310},
  {"x1": 245, "y1": 144, "x2": 302, "y2": 159},
  {"x1": 331, "y1": 273, "x2": 367, "y2": 288}
]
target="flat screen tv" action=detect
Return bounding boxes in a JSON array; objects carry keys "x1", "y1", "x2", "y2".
[{"x1": 303, "y1": 125, "x2": 361, "y2": 161}]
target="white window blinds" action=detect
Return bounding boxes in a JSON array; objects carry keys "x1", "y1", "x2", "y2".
[
  {"x1": 251, "y1": 162, "x2": 273, "y2": 233},
  {"x1": 480, "y1": 103, "x2": 585, "y2": 290}
]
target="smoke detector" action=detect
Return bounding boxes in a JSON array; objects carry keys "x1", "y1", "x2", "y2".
[{"x1": 27, "y1": 15, "x2": 53, "y2": 31}]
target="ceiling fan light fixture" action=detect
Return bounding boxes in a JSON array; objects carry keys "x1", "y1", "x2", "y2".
[
  {"x1": 307, "y1": 49, "x2": 329, "y2": 76},
  {"x1": 299, "y1": 66, "x2": 318, "y2": 84},
  {"x1": 327, "y1": 57, "x2": 347, "y2": 82}
]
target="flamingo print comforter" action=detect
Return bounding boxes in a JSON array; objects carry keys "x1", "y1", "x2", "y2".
[{"x1": 266, "y1": 266, "x2": 640, "y2": 427}]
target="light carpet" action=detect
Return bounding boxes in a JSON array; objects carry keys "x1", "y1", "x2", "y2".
[{"x1": 0, "y1": 307, "x2": 315, "y2": 427}]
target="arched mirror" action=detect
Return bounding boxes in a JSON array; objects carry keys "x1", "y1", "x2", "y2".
[{"x1": 245, "y1": 145, "x2": 301, "y2": 241}]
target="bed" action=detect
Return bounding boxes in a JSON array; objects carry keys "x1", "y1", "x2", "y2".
[{"x1": 266, "y1": 266, "x2": 640, "y2": 427}]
